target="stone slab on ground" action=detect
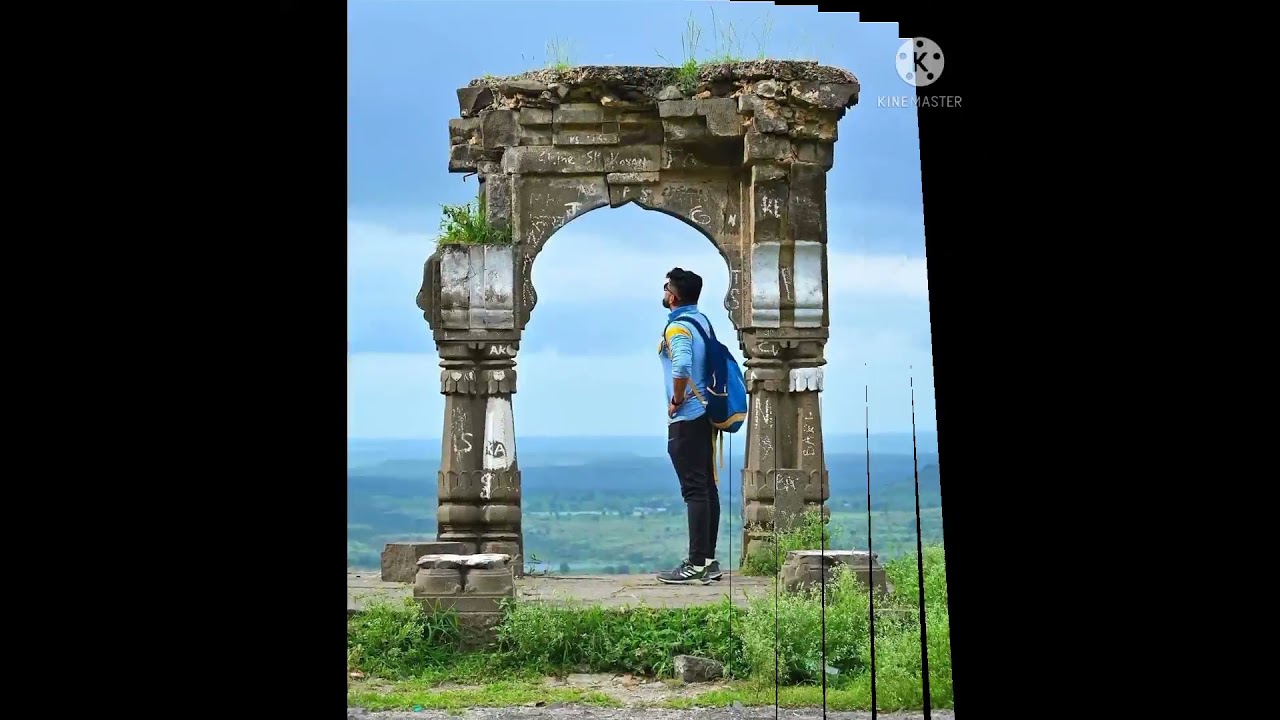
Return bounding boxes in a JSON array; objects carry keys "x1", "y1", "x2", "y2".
[
  {"x1": 381, "y1": 542, "x2": 466, "y2": 583},
  {"x1": 348, "y1": 572, "x2": 772, "y2": 613},
  {"x1": 348, "y1": 709, "x2": 952, "y2": 720}
]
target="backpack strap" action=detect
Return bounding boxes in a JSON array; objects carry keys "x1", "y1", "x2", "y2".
[
  {"x1": 675, "y1": 313, "x2": 713, "y2": 344},
  {"x1": 663, "y1": 314, "x2": 712, "y2": 406}
]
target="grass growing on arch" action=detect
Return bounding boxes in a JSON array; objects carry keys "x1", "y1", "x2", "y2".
[
  {"x1": 657, "y1": 7, "x2": 778, "y2": 94},
  {"x1": 435, "y1": 194, "x2": 513, "y2": 248}
]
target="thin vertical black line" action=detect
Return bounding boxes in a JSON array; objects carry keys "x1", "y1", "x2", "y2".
[
  {"x1": 864, "y1": 375, "x2": 878, "y2": 719},
  {"x1": 818, "y1": 388, "x2": 827, "y2": 718},
  {"x1": 773, "y1": 388, "x2": 780, "y2": 720},
  {"x1": 910, "y1": 370, "x2": 932, "y2": 719},
  {"x1": 728, "y1": 431, "x2": 734, "y2": 682}
]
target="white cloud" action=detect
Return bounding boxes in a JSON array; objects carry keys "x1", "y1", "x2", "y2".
[
  {"x1": 346, "y1": 218, "x2": 930, "y2": 309},
  {"x1": 346, "y1": 212, "x2": 939, "y2": 438},
  {"x1": 348, "y1": 337, "x2": 937, "y2": 439}
]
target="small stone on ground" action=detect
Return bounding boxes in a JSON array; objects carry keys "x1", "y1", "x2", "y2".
[{"x1": 673, "y1": 654, "x2": 724, "y2": 683}]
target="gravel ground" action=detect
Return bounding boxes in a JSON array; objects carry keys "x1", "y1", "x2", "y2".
[{"x1": 348, "y1": 709, "x2": 953, "y2": 720}]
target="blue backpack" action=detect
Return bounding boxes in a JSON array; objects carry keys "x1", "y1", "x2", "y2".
[{"x1": 665, "y1": 313, "x2": 748, "y2": 434}]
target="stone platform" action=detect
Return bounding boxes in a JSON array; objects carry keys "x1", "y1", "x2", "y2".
[{"x1": 348, "y1": 571, "x2": 772, "y2": 614}]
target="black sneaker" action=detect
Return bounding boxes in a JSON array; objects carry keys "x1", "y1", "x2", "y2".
[
  {"x1": 656, "y1": 560, "x2": 710, "y2": 585},
  {"x1": 705, "y1": 560, "x2": 724, "y2": 581}
]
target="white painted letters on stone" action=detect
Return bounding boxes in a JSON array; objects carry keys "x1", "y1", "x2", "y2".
[{"x1": 482, "y1": 397, "x2": 517, "y2": 471}]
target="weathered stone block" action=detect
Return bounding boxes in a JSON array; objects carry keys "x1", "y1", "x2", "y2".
[
  {"x1": 657, "y1": 85, "x2": 685, "y2": 101},
  {"x1": 448, "y1": 117, "x2": 481, "y2": 145},
  {"x1": 603, "y1": 145, "x2": 662, "y2": 172},
  {"x1": 380, "y1": 541, "x2": 466, "y2": 583},
  {"x1": 750, "y1": 168, "x2": 789, "y2": 244},
  {"x1": 457, "y1": 86, "x2": 493, "y2": 117},
  {"x1": 673, "y1": 655, "x2": 724, "y2": 683},
  {"x1": 553, "y1": 103, "x2": 613, "y2": 124},
  {"x1": 739, "y1": 95, "x2": 788, "y2": 134},
  {"x1": 788, "y1": 81, "x2": 860, "y2": 110},
  {"x1": 619, "y1": 123, "x2": 665, "y2": 145},
  {"x1": 658, "y1": 99, "x2": 698, "y2": 118},
  {"x1": 790, "y1": 112, "x2": 838, "y2": 142},
  {"x1": 518, "y1": 108, "x2": 553, "y2": 126},
  {"x1": 457, "y1": 612, "x2": 503, "y2": 651},
  {"x1": 697, "y1": 97, "x2": 741, "y2": 137},
  {"x1": 660, "y1": 144, "x2": 740, "y2": 171},
  {"x1": 606, "y1": 171, "x2": 660, "y2": 184},
  {"x1": 485, "y1": 173, "x2": 512, "y2": 233},
  {"x1": 619, "y1": 111, "x2": 658, "y2": 124},
  {"x1": 788, "y1": 163, "x2": 826, "y2": 243},
  {"x1": 479, "y1": 540, "x2": 523, "y2": 578},
  {"x1": 499, "y1": 79, "x2": 548, "y2": 96},
  {"x1": 795, "y1": 141, "x2": 835, "y2": 170},
  {"x1": 519, "y1": 125, "x2": 553, "y2": 146},
  {"x1": 417, "y1": 595, "x2": 505, "y2": 614},
  {"x1": 553, "y1": 130, "x2": 620, "y2": 146},
  {"x1": 609, "y1": 182, "x2": 652, "y2": 208},
  {"x1": 414, "y1": 566, "x2": 463, "y2": 595},
  {"x1": 436, "y1": 245, "x2": 516, "y2": 329},
  {"x1": 449, "y1": 143, "x2": 496, "y2": 173},
  {"x1": 663, "y1": 118, "x2": 709, "y2": 143},
  {"x1": 481, "y1": 109, "x2": 519, "y2": 149},
  {"x1": 467, "y1": 566, "x2": 515, "y2": 595},
  {"x1": 744, "y1": 132, "x2": 792, "y2": 164},
  {"x1": 753, "y1": 79, "x2": 782, "y2": 99},
  {"x1": 502, "y1": 146, "x2": 606, "y2": 174}
]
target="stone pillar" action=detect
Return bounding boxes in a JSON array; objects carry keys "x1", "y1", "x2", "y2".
[
  {"x1": 418, "y1": 234, "x2": 525, "y2": 576},
  {"x1": 737, "y1": 94, "x2": 837, "y2": 561},
  {"x1": 740, "y1": 332, "x2": 830, "y2": 559},
  {"x1": 436, "y1": 340, "x2": 523, "y2": 573}
]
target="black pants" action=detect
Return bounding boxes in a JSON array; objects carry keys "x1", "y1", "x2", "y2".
[{"x1": 668, "y1": 414, "x2": 719, "y2": 566}]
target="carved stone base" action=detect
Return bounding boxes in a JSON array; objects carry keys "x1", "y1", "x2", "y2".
[{"x1": 413, "y1": 553, "x2": 515, "y2": 650}]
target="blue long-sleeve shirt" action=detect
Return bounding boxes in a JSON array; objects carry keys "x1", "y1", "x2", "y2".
[{"x1": 658, "y1": 304, "x2": 710, "y2": 424}]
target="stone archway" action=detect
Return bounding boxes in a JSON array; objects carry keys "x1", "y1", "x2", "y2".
[{"x1": 417, "y1": 62, "x2": 859, "y2": 574}]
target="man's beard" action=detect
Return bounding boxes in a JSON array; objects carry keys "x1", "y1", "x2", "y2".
[{"x1": 662, "y1": 297, "x2": 670, "y2": 309}]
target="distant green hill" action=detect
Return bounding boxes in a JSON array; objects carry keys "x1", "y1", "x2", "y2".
[{"x1": 348, "y1": 450, "x2": 944, "y2": 572}]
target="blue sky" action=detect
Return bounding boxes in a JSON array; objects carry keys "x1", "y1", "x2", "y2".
[{"x1": 348, "y1": 0, "x2": 935, "y2": 439}]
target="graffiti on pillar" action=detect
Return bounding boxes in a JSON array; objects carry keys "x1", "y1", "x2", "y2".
[
  {"x1": 451, "y1": 408, "x2": 474, "y2": 461},
  {"x1": 482, "y1": 397, "x2": 516, "y2": 469},
  {"x1": 802, "y1": 409, "x2": 817, "y2": 457}
]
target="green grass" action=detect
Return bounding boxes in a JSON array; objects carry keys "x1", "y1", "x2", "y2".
[
  {"x1": 435, "y1": 194, "x2": 513, "y2": 248},
  {"x1": 349, "y1": 678, "x2": 619, "y2": 712},
  {"x1": 653, "y1": 7, "x2": 777, "y2": 94},
  {"x1": 740, "y1": 509, "x2": 835, "y2": 576},
  {"x1": 347, "y1": 546, "x2": 951, "y2": 711}
]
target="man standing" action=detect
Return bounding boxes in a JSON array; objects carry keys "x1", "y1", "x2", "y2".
[{"x1": 655, "y1": 267, "x2": 724, "y2": 585}]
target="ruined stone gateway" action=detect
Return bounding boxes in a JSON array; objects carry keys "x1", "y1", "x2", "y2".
[{"x1": 416, "y1": 61, "x2": 859, "y2": 572}]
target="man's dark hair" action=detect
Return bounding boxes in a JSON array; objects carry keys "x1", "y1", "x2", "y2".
[{"x1": 665, "y1": 267, "x2": 703, "y2": 304}]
